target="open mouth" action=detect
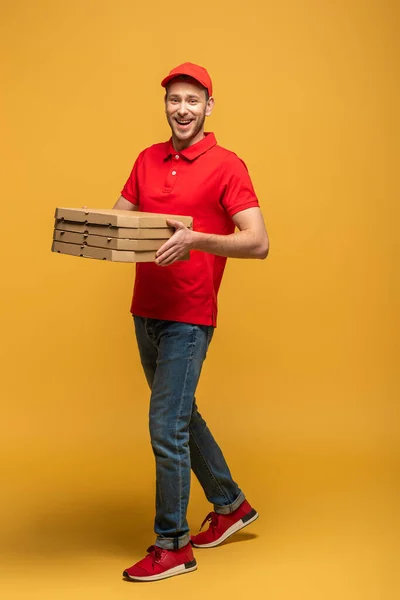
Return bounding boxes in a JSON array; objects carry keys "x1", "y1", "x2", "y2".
[{"x1": 175, "y1": 119, "x2": 193, "y2": 129}]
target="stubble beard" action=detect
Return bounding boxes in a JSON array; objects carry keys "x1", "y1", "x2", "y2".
[{"x1": 169, "y1": 109, "x2": 207, "y2": 147}]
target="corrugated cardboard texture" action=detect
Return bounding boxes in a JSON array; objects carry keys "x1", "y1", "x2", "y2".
[
  {"x1": 52, "y1": 241, "x2": 189, "y2": 263},
  {"x1": 54, "y1": 208, "x2": 193, "y2": 228},
  {"x1": 52, "y1": 241, "x2": 156, "y2": 262},
  {"x1": 54, "y1": 220, "x2": 175, "y2": 239},
  {"x1": 53, "y1": 230, "x2": 166, "y2": 251}
]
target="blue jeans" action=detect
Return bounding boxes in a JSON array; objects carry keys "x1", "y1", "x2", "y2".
[{"x1": 133, "y1": 316, "x2": 245, "y2": 550}]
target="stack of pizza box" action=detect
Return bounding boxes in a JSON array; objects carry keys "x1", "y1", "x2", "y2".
[{"x1": 51, "y1": 208, "x2": 193, "y2": 263}]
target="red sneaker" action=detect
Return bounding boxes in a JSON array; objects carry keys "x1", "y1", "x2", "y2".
[
  {"x1": 191, "y1": 500, "x2": 259, "y2": 548},
  {"x1": 123, "y1": 543, "x2": 197, "y2": 582}
]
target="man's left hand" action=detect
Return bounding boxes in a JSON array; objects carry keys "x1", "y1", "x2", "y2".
[{"x1": 155, "y1": 219, "x2": 195, "y2": 266}]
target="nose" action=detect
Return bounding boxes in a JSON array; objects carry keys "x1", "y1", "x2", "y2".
[{"x1": 177, "y1": 102, "x2": 189, "y2": 117}]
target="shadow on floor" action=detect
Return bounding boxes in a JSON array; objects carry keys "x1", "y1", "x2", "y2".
[
  {"x1": 2, "y1": 494, "x2": 261, "y2": 562},
  {"x1": 222, "y1": 531, "x2": 259, "y2": 545},
  {"x1": 3, "y1": 496, "x2": 152, "y2": 560}
]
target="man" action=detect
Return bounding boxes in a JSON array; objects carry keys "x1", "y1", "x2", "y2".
[{"x1": 115, "y1": 62, "x2": 269, "y2": 582}]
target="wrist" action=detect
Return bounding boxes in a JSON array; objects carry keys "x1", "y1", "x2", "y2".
[{"x1": 190, "y1": 230, "x2": 204, "y2": 251}]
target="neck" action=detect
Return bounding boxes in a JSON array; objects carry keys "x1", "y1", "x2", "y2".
[{"x1": 172, "y1": 130, "x2": 205, "y2": 151}]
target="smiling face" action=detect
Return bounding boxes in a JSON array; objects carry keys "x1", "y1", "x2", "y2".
[{"x1": 165, "y1": 77, "x2": 214, "y2": 150}]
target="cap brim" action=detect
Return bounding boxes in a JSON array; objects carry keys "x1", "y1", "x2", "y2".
[{"x1": 161, "y1": 73, "x2": 208, "y2": 91}]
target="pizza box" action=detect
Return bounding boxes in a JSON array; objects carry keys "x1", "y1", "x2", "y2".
[
  {"x1": 54, "y1": 220, "x2": 175, "y2": 239},
  {"x1": 52, "y1": 241, "x2": 189, "y2": 263},
  {"x1": 54, "y1": 208, "x2": 193, "y2": 229},
  {"x1": 53, "y1": 230, "x2": 166, "y2": 251}
]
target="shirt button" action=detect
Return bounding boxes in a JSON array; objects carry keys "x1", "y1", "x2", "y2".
[
  {"x1": 175, "y1": 154, "x2": 180, "y2": 160},
  {"x1": 172, "y1": 170, "x2": 177, "y2": 175}
]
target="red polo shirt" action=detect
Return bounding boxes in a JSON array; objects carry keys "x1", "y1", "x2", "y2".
[{"x1": 121, "y1": 132, "x2": 259, "y2": 327}]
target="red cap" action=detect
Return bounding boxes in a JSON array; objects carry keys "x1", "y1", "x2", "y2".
[{"x1": 161, "y1": 62, "x2": 213, "y2": 96}]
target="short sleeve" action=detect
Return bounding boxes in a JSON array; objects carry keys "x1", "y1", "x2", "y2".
[
  {"x1": 120, "y1": 153, "x2": 143, "y2": 205},
  {"x1": 219, "y1": 154, "x2": 259, "y2": 218}
]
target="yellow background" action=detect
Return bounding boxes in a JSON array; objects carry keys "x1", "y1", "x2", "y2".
[{"x1": 1, "y1": 1, "x2": 398, "y2": 598}]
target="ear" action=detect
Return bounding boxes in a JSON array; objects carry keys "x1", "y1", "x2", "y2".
[{"x1": 205, "y1": 96, "x2": 215, "y2": 117}]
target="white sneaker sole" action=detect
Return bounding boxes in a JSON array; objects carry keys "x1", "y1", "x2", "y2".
[
  {"x1": 191, "y1": 510, "x2": 259, "y2": 548},
  {"x1": 123, "y1": 560, "x2": 197, "y2": 582}
]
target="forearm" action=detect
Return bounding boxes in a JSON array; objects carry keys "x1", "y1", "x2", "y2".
[
  {"x1": 191, "y1": 229, "x2": 269, "y2": 259},
  {"x1": 113, "y1": 195, "x2": 139, "y2": 210}
]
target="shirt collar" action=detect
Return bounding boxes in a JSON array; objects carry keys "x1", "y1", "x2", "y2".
[{"x1": 164, "y1": 132, "x2": 217, "y2": 162}]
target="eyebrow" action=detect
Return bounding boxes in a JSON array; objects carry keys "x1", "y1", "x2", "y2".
[{"x1": 168, "y1": 94, "x2": 201, "y2": 100}]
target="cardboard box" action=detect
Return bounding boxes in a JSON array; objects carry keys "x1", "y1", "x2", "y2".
[
  {"x1": 52, "y1": 241, "x2": 189, "y2": 263},
  {"x1": 54, "y1": 208, "x2": 193, "y2": 229},
  {"x1": 53, "y1": 241, "x2": 151, "y2": 262},
  {"x1": 52, "y1": 208, "x2": 192, "y2": 263},
  {"x1": 54, "y1": 220, "x2": 175, "y2": 239},
  {"x1": 53, "y1": 230, "x2": 166, "y2": 251}
]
